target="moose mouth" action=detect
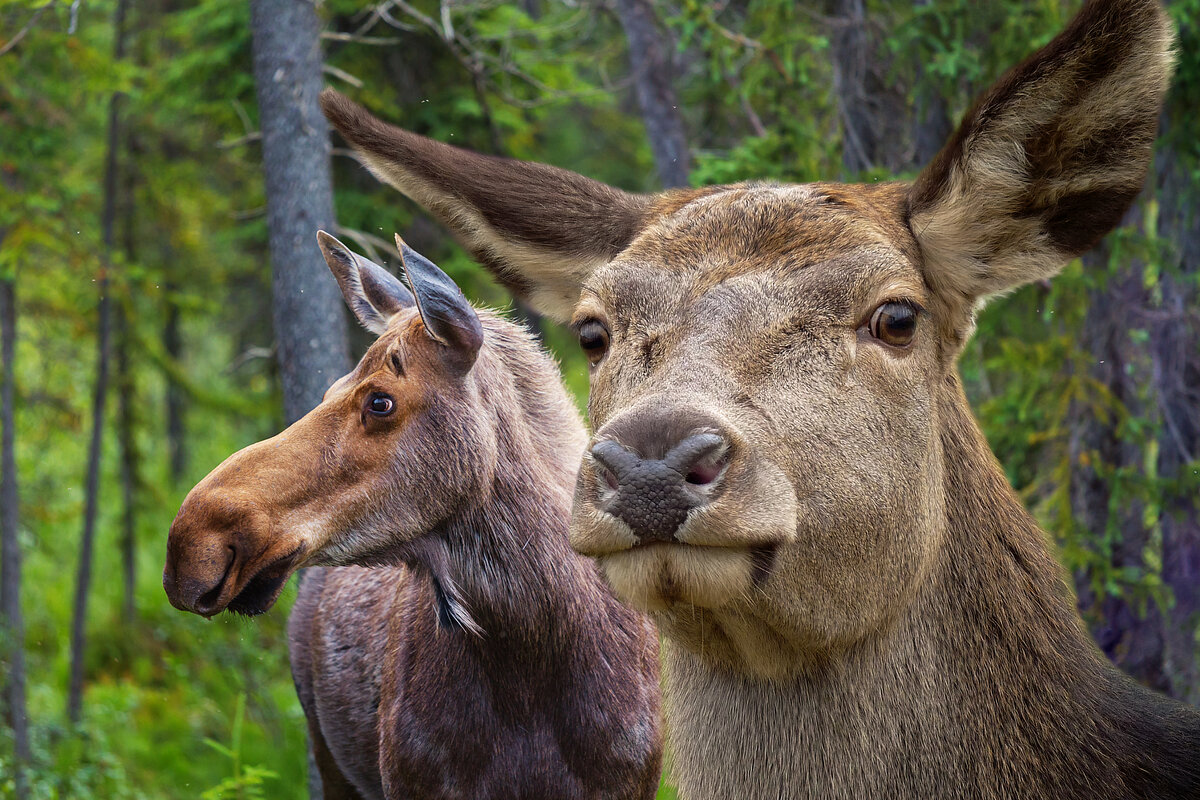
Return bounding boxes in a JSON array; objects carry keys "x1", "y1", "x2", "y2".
[
  {"x1": 594, "y1": 540, "x2": 781, "y2": 612},
  {"x1": 225, "y1": 546, "x2": 305, "y2": 616}
]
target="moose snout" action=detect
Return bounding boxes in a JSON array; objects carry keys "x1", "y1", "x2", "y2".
[
  {"x1": 589, "y1": 419, "x2": 730, "y2": 544},
  {"x1": 163, "y1": 536, "x2": 237, "y2": 617},
  {"x1": 163, "y1": 490, "x2": 283, "y2": 617}
]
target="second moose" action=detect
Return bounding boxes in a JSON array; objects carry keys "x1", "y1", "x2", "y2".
[{"x1": 163, "y1": 234, "x2": 662, "y2": 799}]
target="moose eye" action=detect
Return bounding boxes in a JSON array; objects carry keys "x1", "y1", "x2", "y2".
[
  {"x1": 868, "y1": 302, "x2": 919, "y2": 348},
  {"x1": 366, "y1": 393, "x2": 395, "y2": 417},
  {"x1": 577, "y1": 320, "x2": 611, "y2": 366}
]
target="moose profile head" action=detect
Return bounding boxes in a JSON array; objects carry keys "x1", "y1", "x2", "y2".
[{"x1": 162, "y1": 233, "x2": 550, "y2": 617}]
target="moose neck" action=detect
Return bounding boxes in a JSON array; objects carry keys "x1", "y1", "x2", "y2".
[
  {"x1": 666, "y1": 372, "x2": 1199, "y2": 798},
  {"x1": 400, "y1": 331, "x2": 607, "y2": 654}
]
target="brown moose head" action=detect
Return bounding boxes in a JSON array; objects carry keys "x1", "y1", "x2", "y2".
[
  {"x1": 319, "y1": 0, "x2": 1172, "y2": 680},
  {"x1": 163, "y1": 234, "x2": 521, "y2": 617}
]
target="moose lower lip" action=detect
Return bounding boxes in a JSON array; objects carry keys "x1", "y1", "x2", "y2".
[{"x1": 225, "y1": 547, "x2": 303, "y2": 616}]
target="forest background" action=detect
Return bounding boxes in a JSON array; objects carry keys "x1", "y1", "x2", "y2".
[{"x1": 1, "y1": 0, "x2": 1198, "y2": 797}]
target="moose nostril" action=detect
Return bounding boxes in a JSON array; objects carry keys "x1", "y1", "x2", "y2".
[
  {"x1": 685, "y1": 459, "x2": 724, "y2": 485},
  {"x1": 194, "y1": 546, "x2": 236, "y2": 615},
  {"x1": 665, "y1": 432, "x2": 728, "y2": 486},
  {"x1": 594, "y1": 460, "x2": 620, "y2": 492}
]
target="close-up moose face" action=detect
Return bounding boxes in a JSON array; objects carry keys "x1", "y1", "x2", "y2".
[
  {"x1": 320, "y1": 0, "x2": 1171, "y2": 678},
  {"x1": 568, "y1": 185, "x2": 946, "y2": 659},
  {"x1": 163, "y1": 234, "x2": 494, "y2": 617}
]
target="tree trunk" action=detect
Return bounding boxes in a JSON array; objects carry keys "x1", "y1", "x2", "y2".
[
  {"x1": 163, "y1": 287, "x2": 186, "y2": 482},
  {"x1": 828, "y1": 0, "x2": 906, "y2": 174},
  {"x1": 67, "y1": 0, "x2": 127, "y2": 724},
  {"x1": 830, "y1": 0, "x2": 874, "y2": 174},
  {"x1": 1, "y1": 269, "x2": 30, "y2": 796},
  {"x1": 250, "y1": 0, "x2": 350, "y2": 425},
  {"x1": 1069, "y1": 238, "x2": 1168, "y2": 692},
  {"x1": 252, "y1": 4, "x2": 347, "y2": 794},
  {"x1": 116, "y1": 304, "x2": 137, "y2": 621},
  {"x1": 910, "y1": 0, "x2": 952, "y2": 167},
  {"x1": 613, "y1": 0, "x2": 690, "y2": 189},
  {"x1": 1152, "y1": 109, "x2": 1200, "y2": 705}
]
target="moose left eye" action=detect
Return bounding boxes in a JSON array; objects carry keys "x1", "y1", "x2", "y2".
[
  {"x1": 367, "y1": 393, "x2": 395, "y2": 416},
  {"x1": 868, "y1": 302, "x2": 919, "y2": 348}
]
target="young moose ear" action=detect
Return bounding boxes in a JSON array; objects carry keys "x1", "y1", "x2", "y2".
[
  {"x1": 320, "y1": 89, "x2": 651, "y2": 322},
  {"x1": 393, "y1": 234, "x2": 484, "y2": 369},
  {"x1": 317, "y1": 230, "x2": 414, "y2": 335},
  {"x1": 909, "y1": 0, "x2": 1173, "y2": 305}
]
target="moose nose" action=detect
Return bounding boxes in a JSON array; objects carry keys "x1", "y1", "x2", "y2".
[
  {"x1": 163, "y1": 538, "x2": 238, "y2": 617},
  {"x1": 590, "y1": 429, "x2": 729, "y2": 543},
  {"x1": 163, "y1": 492, "x2": 250, "y2": 617}
]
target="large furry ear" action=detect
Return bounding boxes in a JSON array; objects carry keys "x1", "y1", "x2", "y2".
[
  {"x1": 320, "y1": 89, "x2": 651, "y2": 322},
  {"x1": 909, "y1": 0, "x2": 1173, "y2": 305}
]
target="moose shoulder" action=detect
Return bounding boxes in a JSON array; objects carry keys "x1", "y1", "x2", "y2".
[
  {"x1": 163, "y1": 235, "x2": 662, "y2": 799},
  {"x1": 320, "y1": 0, "x2": 1200, "y2": 797}
]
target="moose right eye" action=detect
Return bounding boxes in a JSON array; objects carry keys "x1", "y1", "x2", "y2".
[
  {"x1": 366, "y1": 393, "x2": 395, "y2": 417},
  {"x1": 577, "y1": 321, "x2": 611, "y2": 366}
]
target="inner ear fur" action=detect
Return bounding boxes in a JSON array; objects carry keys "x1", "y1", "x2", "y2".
[
  {"x1": 321, "y1": 89, "x2": 653, "y2": 321},
  {"x1": 909, "y1": 0, "x2": 1173, "y2": 306}
]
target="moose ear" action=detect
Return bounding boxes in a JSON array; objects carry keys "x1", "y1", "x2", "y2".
[
  {"x1": 321, "y1": 89, "x2": 651, "y2": 322},
  {"x1": 317, "y1": 231, "x2": 414, "y2": 335},
  {"x1": 908, "y1": 0, "x2": 1173, "y2": 305},
  {"x1": 394, "y1": 234, "x2": 484, "y2": 369}
]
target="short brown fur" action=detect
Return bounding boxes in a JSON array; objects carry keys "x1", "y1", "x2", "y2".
[{"x1": 320, "y1": 2, "x2": 1197, "y2": 797}]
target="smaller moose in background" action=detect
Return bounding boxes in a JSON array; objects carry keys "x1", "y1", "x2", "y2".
[{"x1": 162, "y1": 233, "x2": 662, "y2": 800}]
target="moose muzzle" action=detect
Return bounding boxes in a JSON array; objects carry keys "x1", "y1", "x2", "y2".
[{"x1": 164, "y1": 484, "x2": 304, "y2": 617}]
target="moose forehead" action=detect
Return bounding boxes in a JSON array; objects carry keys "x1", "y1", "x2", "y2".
[
  {"x1": 323, "y1": 316, "x2": 419, "y2": 398},
  {"x1": 584, "y1": 183, "x2": 925, "y2": 322}
]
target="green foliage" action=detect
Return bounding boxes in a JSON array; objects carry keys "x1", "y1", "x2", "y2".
[{"x1": 201, "y1": 694, "x2": 279, "y2": 800}]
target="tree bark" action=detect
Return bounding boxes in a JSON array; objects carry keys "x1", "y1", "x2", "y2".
[
  {"x1": 1069, "y1": 238, "x2": 1168, "y2": 692},
  {"x1": 613, "y1": 0, "x2": 690, "y2": 189},
  {"x1": 163, "y1": 287, "x2": 186, "y2": 482},
  {"x1": 116, "y1": 305, "x2": 137, "y2": 621},
  {"x1": 250, "y1": 0, "x2": 350, "y2": 425},
  {"x1": 910, "y1": 0, "x2": 952, "y2": 167},
  {"x1": 1152, "y1": 108, "x2": 1200, "y2": 705},
  {"x1": 1, "y1": 269, "x2": 30, "y2": 796},
  {"x1": 67, "y1": 0, "x2": 127, "y2": 724},
  {"x1": 828, "y1": 0, "x2": 906, "y2": 175}
]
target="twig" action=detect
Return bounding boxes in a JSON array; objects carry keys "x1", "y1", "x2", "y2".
[
  {"x1": 320, "y1": 31, "x2": 401, "y2": 45},
  {"x1": 323, "y1": 63, "x2": 363, "y2": 88},
  {"x1": 0, "y1": 1, "x2": 55, "y2": 57},
  {"x1": 335, "y1": 225, "x2": 394, "y2": 266},
  {"x1": 216, "y1": 131, "x2": 262, "y2": 150}
]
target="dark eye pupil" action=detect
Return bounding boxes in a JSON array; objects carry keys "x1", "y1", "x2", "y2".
[
  {"x1": 870, "y1": 302, "x2": 918, "y2": 345},
  {"x1": 885, "y1": 311, "x2": 914, "y2": 332},
  {"x1": 578, "y1": 322, "x2": 610, "y2": 363},
  {"x1": 369, "y1": 395, "x2": 393, "y2": 414}
]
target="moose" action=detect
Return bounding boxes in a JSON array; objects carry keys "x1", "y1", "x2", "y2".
[
  {"x1": 162, "y1": 234, "x2": 662, "y2": 799},
  {"x1": 318, "y1": 0, "x2": 1200, "y2": 796}
]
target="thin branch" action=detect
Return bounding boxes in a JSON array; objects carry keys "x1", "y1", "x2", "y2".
[
  {"x1": 320, "y1": 31, "x2": 401, "y2": 45},
  {"x1": 216, "y1": 131, "x2": 262, "y2": 150},
  {"x1": 323, "y1": 63, "x2": 363, "y2": 88},
  {"x1": 335, "y1": 225, "x2": 394, "y2": 266},
  {"x1": 0, "y1": 1, "x2": 55, "y2": 57}
]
